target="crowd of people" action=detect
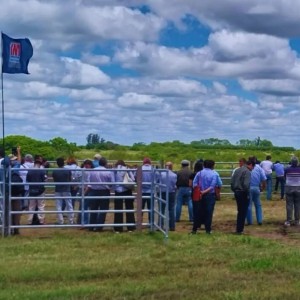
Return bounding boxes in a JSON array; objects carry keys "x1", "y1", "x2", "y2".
[{"x1": 0, "y1": 148, "x2": 299, "y2": 236}]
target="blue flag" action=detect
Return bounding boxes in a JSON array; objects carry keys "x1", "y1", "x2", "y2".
[{"x1": 1, "y1": 32, "x2": 33, "y2": 74}]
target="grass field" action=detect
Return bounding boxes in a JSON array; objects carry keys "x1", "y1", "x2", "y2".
[{"x1": 0, "y1": 195, "x2": 299, "y2": 300}]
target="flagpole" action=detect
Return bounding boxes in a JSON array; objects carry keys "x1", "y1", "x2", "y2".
[
  {"x1": 0, "y1": 32, "x2": 5, "y2": 153},
  {"x1": 1, "y1": 67, "x2": 4, "y2": 153}
]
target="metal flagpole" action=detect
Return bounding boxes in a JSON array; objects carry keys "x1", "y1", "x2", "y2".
[{"x1": 0, "y1": 31, "x2": 5, "y2": 151}]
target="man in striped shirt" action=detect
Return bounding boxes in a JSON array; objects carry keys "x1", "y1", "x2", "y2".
[
  {"x1": 86, "y1": 157, "x2": 114, "y2": 232},
  {"x1": 284, "y1": 156, "x2": 300, "y2": 226}
]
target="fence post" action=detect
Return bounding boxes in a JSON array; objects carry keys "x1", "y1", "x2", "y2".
[{"x1": 135, "y1": 166, "x2": 143, "y2": 231}]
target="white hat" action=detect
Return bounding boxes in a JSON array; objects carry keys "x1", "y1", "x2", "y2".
[{"x1": 94, "y1": 153, "x2": 102, "y2": 159}]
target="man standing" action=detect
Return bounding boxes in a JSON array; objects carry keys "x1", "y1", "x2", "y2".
[
  {"x1": 273, "y1": 160, "x2": 285, "y2": 200},
  {"x1": 26, "y1": 159, "x2": 46, "y2": 225},
  {"x1": 260, "y1": 155, "x2": 273, "y2": 200},
  {"x1": 231, "y1": 160, "x2": 254, "y2": 234},
  {"x1": 176, "y1": 160, "x2": 193, "y2": 222},
  {"x1": 141, "y1": 157, "x2": 154, "y2": 224},
  {"x1": 159, "y1": 161, "x2": 177, "y2": 231},
  {"x1": 92, "y1": 153, "x2": 102, "y2": 168},
  {"x1": 192, "y1": 160, "x2": 218, "y2": 234},
  {"x1": 247, "y1": 157, "x2": 266, "y2": 226},
  {"x1": 86, "y1": 157, "x2": 114, "y2": 232},
  {"x1": 19, "y1": 154, "x2": 34, "y2": 209},
  {"x1": 52, "y1": 157, "x2": 74, "y2": 225},
  {"x1": 284, "y1": 156, "x2": 300, "y2": 226}
]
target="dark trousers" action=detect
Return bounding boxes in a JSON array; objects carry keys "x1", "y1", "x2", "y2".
[
  {"x1": 71, "y1": 186, "x2": 79, "y2": 210},
  {"x1": 234, "y1": 191, "x2": 250, "y2": 233},
  {"x1": 11, "y1": 198, "x2": 21, "y2": 234},
  {"x1": 161, "y1": 192, "x2": 176, "y2": 230},
  {"x1": 114, "y1": 190, "x2": 136, "y2": 232},
  {"x1": 201, "y1": 193, "x2": 216, "y2": 233},
  {"x1": 192, "y1": 200, "x2": 205, "y2": 232},
  {"x1": 88, "y1": 189, "x2": 110, "y2": 230},
  {"x1": 275, "y1": 176, "x2": 285, "y2": 199}
]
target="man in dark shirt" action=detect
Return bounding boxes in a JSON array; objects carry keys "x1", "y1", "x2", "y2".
[
  {"x1": 231, "y1": 159, "x2": 254, "y2": 234},
  {"x1": 176, "y1": 160, "x2": 193, "y2": 222},
  {"x1": 52, "y1": 157, "x2": 74, "y2": 225}
]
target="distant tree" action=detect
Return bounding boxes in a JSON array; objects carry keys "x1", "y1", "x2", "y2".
[
  {"x1": 259, "y1": 139, "x2": 273, "y2": 147},
  {"x1": 86, "y1": 133, "x2": 100, "y2": 146},
  {"x1": 236, "y1": 139, "x2": 255, "y2": 147},
  {"x1": 195, "y1": 138, "x2": 231, "y2": 146},
  {"x1": 49, "y1": 137, "x2": 77, "y2": 156}
]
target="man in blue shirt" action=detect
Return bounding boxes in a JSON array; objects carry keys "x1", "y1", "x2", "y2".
[
  {"x1": 247, "y1": 156, "x2": 266, "y2": 226},
  {"x1": 273, "y1": 161, "x2": 285, "y2": 200},
  {"x1": 192, "y1": 159, "x2": 218, "y2": 234}
]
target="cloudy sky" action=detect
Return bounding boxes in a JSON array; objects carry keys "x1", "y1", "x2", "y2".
[{"x1": 1, "y1": 0, "x2": 300, "y2": 148}]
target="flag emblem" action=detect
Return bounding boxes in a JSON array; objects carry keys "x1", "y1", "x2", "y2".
[{"x1": 9, "y1": 42, "x2": 21, "y2": 67}]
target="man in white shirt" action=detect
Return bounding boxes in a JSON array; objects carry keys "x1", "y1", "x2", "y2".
[
  {"x1": 19, "y1": 154, "x2": 34, "y2": 209},
  {"x1": 260, "y1": 155, "x2": 273, "y2": 200}
]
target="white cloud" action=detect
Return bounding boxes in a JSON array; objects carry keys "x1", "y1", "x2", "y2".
[
  {"x1": 2, "y1": 1, "x2": 300, "y2": 148},
  {"x1": 118, "y1": 93, "x2": 164, "y2": 110},
  {"x1": 60, "y1": 57, "x2": 110, "y2": 87}
]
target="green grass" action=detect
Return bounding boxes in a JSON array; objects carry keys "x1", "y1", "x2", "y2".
[{"x1": 0, "y1": 198, "x2": 300, "y2": 299}]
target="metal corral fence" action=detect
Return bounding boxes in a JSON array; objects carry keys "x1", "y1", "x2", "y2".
[
  {"x1": 1, "y1": 161, "x2": 284, "y2": 238},
  {"x1": 0, "y1": 167, "x2": 170, "y2": 239}
]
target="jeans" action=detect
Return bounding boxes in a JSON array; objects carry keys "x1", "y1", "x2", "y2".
[
  {"x1": 176, "y1": 187, "x2": 193, "y2": 222},
  {"x1": 266, "y1": 174, "x2": 273, "y2": 200},
  {"x1": 234, "y1": 190, "x2": 250, "y2": 233},
  {"x1": 201, "y1": 193, "x2": 216, "y2": 233},
  {"x1": 77, "y1": 195, "x2": 89, "y2": 225},
  {"x1": 55, "y1": 192, "x2": 74, "y2": 224},
  {"x1": 275, "y1": 176, "x2": 285, "y2": 199},
  {"x1": 247, "y1": 186, "x2": 263, "y2": 225},
  {"x1": 161, "y1": 192, "x2": 176, "y2": 230},
  {"x1": 285, "y1": 186, "x2": 300, "y2": 223}
]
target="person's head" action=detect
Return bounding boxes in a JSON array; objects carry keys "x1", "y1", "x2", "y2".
[
  {"x1": 83, "y1": 159, "x2": 93, "y2": 169},
  {"x1": 143, "y1": 157, "x2": 151, "y2": 165},
  {"x1": 248, "y1": 156, "x2": 257, "y2": 164},
  {"x1": 203, "y1": 159, "x2": 215, "y2": 169},
  {"x1": 99, "y1": 157, "x2": 108, "y2": 167},
  {"x1": 275, "y1": 160, "x2": 280, "y2": 164},
  {"x1": 34, "y1": 159, "x2": 42, "y2": 168},
  {"x1": 94, "y1": 153, "x2": 102, "y2": 160},
  {"x1": 266, "y1": 155, "x2": 272, "y2": 160},
  {"x1": 205, "y1": 159, "x2": 215, "y2": 169},
  {"x1": 165, "y1": 161, "x2": 173, "y2": 170},
  {"x1": 246, "y1": 160, "x2": 255, "y2": 171},
  {"x1": 115, "y1": 160, "x2": 126, "y2": 167},
  {"x1": 238, "y1": 158, "x2": 247, "y2": 167},
  {"x1": 67, "y1": 157, "x2": 77, "y2": 165},
  {"x1": 56, "y1": 157, "x2": 65, "y2": 167},
  {"x1": 291, "y1": 156, "x2": 298, "y2": 167},
  {"x1": 34, "y1": 155, "x2": 43, "y2": 164},
  {"x1": 194, "y1": 160, "x2": 203, "y2": 173},
  {"x1": 24, "y1": 154, "x2": 33, "y2": 162},
  {"x1": 181, "y1": 159, "x2": 189, "y2": 168}
]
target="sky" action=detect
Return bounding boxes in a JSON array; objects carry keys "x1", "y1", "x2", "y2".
[{"x1": 1, "y1": 0, "x2": 300, "y2": 148}]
